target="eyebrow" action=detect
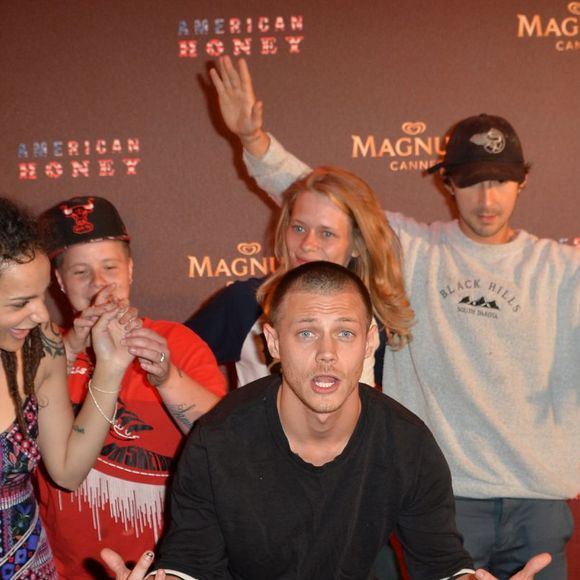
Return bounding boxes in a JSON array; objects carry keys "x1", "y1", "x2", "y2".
[
  {"x1": 290, "y1": 218, "x2": 336, "y2": 230},
  {"x1": 293, "y1": 316, "x2": 360, "y2": 324},
  {"x1": 66, "y1": 257, "x2": 121, "y2": 267}
]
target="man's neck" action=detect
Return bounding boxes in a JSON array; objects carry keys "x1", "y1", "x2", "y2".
[{"x1": 276, "y1": 385, "x2": 361, "y2": 467}]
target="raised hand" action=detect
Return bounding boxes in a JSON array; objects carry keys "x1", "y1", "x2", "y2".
[
  {"x1": 63, "y1": 284, "x2": 119, "y2": 357},
  {"x1": 209, "y1": 56, "x2": 269, "y2": 156},
  {"x1": 91, "y1": 302, "x2": 140, "y2": 371}
]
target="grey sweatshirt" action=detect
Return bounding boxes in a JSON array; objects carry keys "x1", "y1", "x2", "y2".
[{"x1": 243, "y1": 134, "x2": 580, "y2": 500}]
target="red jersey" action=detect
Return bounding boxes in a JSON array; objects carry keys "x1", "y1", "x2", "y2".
[{"x1": 36, "y1": 319, "x2": 226, "y2": 579}]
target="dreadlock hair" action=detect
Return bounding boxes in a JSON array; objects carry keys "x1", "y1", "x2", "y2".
[
  {"x1": 0, "y1": 198, "x2": 46, "y2": 434},
  {"x1": 258, "y1": 167, "x2": 414, "y2": 349}
]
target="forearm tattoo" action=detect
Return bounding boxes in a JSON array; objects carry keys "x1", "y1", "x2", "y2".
[{"x1": 167, "y1": 402, "x2": 196, "y2": 430}]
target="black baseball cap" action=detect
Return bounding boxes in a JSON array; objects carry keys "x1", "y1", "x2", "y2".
[
  {"x1": 428, "y1": 114, "x2": 527, "y2": 187},
  {"x1": 41, "y1": 196, "x2": 130, "y2": 259}
]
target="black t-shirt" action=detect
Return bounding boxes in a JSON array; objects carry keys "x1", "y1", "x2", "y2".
[{"x1": 156, "y1": 376, "x2": 472, "y2": 579}]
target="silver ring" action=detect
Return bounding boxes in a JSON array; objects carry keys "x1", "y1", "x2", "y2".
[{"x1": 159, "y1": 352, "x2": 166, "y2": 363}]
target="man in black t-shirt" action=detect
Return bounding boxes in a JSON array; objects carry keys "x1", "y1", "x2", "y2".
[{"x1": 102, "y1": 262, "x2": 551, "y2": 580}]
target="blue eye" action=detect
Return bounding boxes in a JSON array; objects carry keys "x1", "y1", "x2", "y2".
[
  {"x1": 292, "y1": 225, "x2": 305, "y2": 233},
  {"x1": 338, "y1": 330, "x2": 354, "y2": 339},
  {"x1": 298, "y1": 330, "x2": 314, "y2": 338},
  {"x1": 322, "y1": 230, "x2": 335, "y2": 238}
]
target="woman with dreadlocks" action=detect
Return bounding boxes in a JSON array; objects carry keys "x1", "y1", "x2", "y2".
[{"x1": 0, "y1": 197, "x2": 136, "y2": 578}]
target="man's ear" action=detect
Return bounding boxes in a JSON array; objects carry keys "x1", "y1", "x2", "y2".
[
  {"x1": 55, "y1": 269, "x2": 65, "y2": 293},
  {"x1": 518, "y1": 176, "x2": 528, "y2": 193},
  {"x1": 263, "y1": 323, "x2": 280, "y2": 360},
  {"x1": 364, "y1": 323, "x2": 379, "y2": 360},
  {"x1": 128, "y1": 257, "x2": 134, "y2": 285}
]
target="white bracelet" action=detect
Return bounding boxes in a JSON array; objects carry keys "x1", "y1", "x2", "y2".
[
  {"x1": 87, "y1": 381, "x2": 117, "y2": 426},
  {"x1": 88, "y1": 379, "x2": 119, "y2": 394},
  {"x1": 87, "y1": 381, "x2": 140, "y2": 441}
]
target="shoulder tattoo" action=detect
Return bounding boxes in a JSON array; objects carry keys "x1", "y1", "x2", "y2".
[{"x1": 40, "y1": 330, "x2": 65, "y2": 359}]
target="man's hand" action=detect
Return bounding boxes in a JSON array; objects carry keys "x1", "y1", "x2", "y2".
[
  {"x1": 209, "y1": 56, "x2": 269, "y2": 156},
  {"x1": 471, "y1": 552, "x2": 552, "y2": 579},
  {"x1": 100, "y1": 549, "x2": 166, "y2": 579}
]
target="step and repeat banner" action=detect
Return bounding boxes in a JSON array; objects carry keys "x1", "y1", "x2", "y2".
[{"x1": 1, "y1": 0, "x2": 578, "y2": 570}]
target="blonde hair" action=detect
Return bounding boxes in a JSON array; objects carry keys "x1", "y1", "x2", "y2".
[{"x1": 258, "y1": 166, "x2": 414, "y2": 349}]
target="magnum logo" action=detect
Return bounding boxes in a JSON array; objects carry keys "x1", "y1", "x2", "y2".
[
  {"x1": 351, "y1": 122, "x2": 445, "y2": 172},
  {"x1": 188, "y1": 242, "x2": 277, "y2": 279},
  {"x1": 517, "y1": 2, "x2": 580, "y2": 51},
  {"x1": 177, "y1": 15, "x2": 304, "y2": 58},
  {"x1": 17, "y1": 138, "x2": 141, "y2": 181}
]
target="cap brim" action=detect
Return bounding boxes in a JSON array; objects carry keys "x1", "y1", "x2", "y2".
[
  {"x1": 447, "y1": 162, "x2": 526, "y2": 188},
  {"x1": 47, "y1": 234, "x2": 130, "y2": 260}
]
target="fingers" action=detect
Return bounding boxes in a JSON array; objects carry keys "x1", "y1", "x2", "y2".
[
  {"x1": 238, "y1": 57, "x2": 255, "y2": 96},
  {"x1": 100, "y1": 548, "x2": 157, "y2": 580},
  {"x1": 93, "y1": 284, "x2": 117, "y2": 306},
  {"x1": 129, "y1": 550, "x2": 156, "y2": 579},
  {"x1": 124, "y1": 328, "x2": 170, "y2": 374},
  {"x1": 75, "y1": 302, "x2": 112, "y2": 325},
  {"x1": 209, "y1": 67, "x2": 224, "y2": 94},
  {"x1": 252, "y1": 100, "x2": 264, "y2": 131},
  {"x1": 518, "y1": 553, "x2": 552, "y2": 577},
  {"x1": 221, "y1": 55, "x2": 240, "y2": 90},
  {"x1": 474, "y1": 552, "x2": 552, "y2": 579},
  {"x1": 100, "y1": 548, "x2": 132, "y2": 579},
  {"x1": 211, "y1": 56, "x2": 249, "y2": 97},
  {"x1": 118, "y1": 305, "x2": 140, "y2": 326}
]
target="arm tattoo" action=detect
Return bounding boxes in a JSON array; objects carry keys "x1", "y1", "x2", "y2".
[
  {"x1": 167, "y1": 402, "x2": 196, "y2": 430},
  {"x1": 41, "y1": 332, "x2": 65, "y2": 359},
  {"x1": 72, "y1": 424, "x2": 85, "y2": 434}
]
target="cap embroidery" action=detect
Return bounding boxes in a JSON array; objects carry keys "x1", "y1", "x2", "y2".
[
  {"x1": 60, "y1": 197, "x2": 95, "y2": 235},
  {"x1": 469, "y1": 128, "x2": 506, "y2": 154}
]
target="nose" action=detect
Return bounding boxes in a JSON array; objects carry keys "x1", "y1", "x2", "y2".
[
  {"x1": 479, "y1": 181, "x2": 496, "y2": 207},
  {"x1": 31, "y1": 300, "x2": 50, "y2": 325},
  {"x1": 301, "y1": 229, "x2": 319, "y2": 252},
  {"x1": 91, "y1": 269, "x2": 107, "y2": 289},
  {"x1": 315, "y1": 333, "x2": 337, "y2": 365}
]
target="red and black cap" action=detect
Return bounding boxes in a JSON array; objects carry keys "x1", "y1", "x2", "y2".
[
  {"x1": 41, "y1": 196, "x2": 130, "y2": 259},
  {"x1": 428, "y1": 114, "x2": 527, "y2": 187}
]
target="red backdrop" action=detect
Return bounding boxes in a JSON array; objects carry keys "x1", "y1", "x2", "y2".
[{"x1": 0, "y1": 0, "x2": 578, "y2": 575}]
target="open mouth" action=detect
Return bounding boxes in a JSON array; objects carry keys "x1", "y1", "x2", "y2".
[
  {"x1": 10, "y1": 328, "x2": 32, "y2": 340},
  {"x1": 312, "y1": 374, "x2": 339, "y2": 393}
]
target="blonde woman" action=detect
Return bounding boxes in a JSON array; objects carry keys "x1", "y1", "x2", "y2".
[{"x1": 186, "y1": 165, "x2": 414, "y2": 391}]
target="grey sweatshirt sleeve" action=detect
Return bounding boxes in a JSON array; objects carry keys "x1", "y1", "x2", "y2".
[{"x1": 242, "y1": 133, "x2": 312, "y2": 205}]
